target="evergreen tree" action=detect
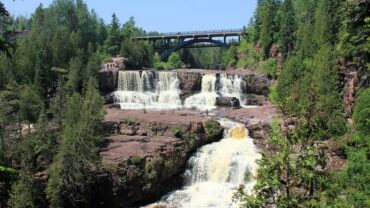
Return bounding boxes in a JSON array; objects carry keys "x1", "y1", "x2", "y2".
[
  {"x1": 279, "y1": 0, "x2": 296, "y2": 58},
  {"x1": 47, "y1": 78, "x2": 103, "y2": 207},
  {"x1": 105, "y1": 13, "x2": 122, "y2": 56}
]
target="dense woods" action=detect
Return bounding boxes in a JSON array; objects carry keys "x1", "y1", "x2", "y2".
[
  {"x1": 233, "y1": 0, "x2": 370, "y2": 207},
  {"x1": 0, "y1": 0, "x2": 369, "y2": 207}
]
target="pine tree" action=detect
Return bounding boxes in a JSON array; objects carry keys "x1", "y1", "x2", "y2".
[
  {"x1": 47, "y1": 78, "x2": 103, "y2": 207},
  {"x1": 279, "y1": 0, "x2": 296, "y2": 58},
  {"x1": 105, "y1": 13, "x2": 122, "y2": 56}
]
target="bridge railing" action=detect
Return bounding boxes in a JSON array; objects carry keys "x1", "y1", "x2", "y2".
[{"x1": 133, "y1": 29, "x2": 243, "y2": 38}]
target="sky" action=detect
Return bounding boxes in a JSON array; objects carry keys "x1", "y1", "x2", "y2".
[{"x1": 2, "y1": 0, "x2": 257, "y2": 33}]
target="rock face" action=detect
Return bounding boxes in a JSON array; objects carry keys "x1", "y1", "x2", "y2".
[
  {"x1": 243, "y1": 73, "x2": 272, "y2": 96},
  {"x1": 216, "y1": 97, "x2": 240, "y2": 108},
  {"x1": 98, "y1": 68, "x2": 118, "y2": 94},
  {"x1": 176, "y1": 71, "x2": 202, "y2": 100},
  {"x1": 96, "y1": 108, "x2": 224, "y2": 207}
]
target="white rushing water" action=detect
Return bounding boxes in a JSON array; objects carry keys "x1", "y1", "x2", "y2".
[
  {"x1": 219, "y1": 74, "x2": 247, "y2": 106},
  {"x1": 184, "y1": 74, "x2": 218, "y2": 111},
  {"x1": 147, "y1": 119, "x2": 261, "y2": 208},
  {"x1": 113, "y1": 71, "x2": 247, "y2": 111},
  {"x1": 113, "y1": 71, "x2": 182, "y2": 110},
  {"x1": 184, "y1": 74, "x2": 247, "y2": 110}
]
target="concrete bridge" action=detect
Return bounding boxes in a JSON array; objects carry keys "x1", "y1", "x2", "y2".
[{"x1": 133, "y1": 29, "x2": 243, "y2": 61}]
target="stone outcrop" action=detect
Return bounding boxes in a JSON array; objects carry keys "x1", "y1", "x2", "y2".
[
  {"x1": 338, "y1": 58, "x2": 362, "y2": 119},
  {"x1": 176, "y1": 71, "x2": 202, "y2": 100},
  {"x1": 243, "y1": 73, "x2": 272, "y2": 96},
  {"x1": 216, "y1": 97, "x2": 240, "y2": 108},
  {"x1": 98, "y1": 68, "x2": 119, "y2": 94},
  {"x1": 96, "y1": 108, "x2": 224, "y2": 207}
]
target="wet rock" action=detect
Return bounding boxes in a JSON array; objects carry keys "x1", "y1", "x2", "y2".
[
  {"x1": 98, "y1": 68, "x2": 119, "y2": 94},
  {"x1": 216, "y1": 97, "x2": 240, "y2": 108},
  {"x1": 102, "y1": 121, "x2": 119, "y2": 134},
  {"x1": 243, "y1": 73, "x2": 272, "y2": 96},
  {"x1": 247, "y1": 122, "x2": 271, "y2": 140},
  {"x1": 177, "y1": 71, "x2": 202, "y2": 100},
  {"x1": 104, "y1": 93, "x2": 114, "y2": 104},
  {"x1": 98, "y1": 109, "x2": 224, "y2": 206},
  {"x1": 245, "y1": 94, "x2": 267, "y2": 106}
]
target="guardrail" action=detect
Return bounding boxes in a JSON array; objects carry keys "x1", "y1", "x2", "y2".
[{"x1": 134, "y1": 29, "x2": 243, "y2": 38}]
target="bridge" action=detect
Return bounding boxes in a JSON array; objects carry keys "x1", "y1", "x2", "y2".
[{"x1": 133, "y1": 29, "x2": 244, "y2": 61}]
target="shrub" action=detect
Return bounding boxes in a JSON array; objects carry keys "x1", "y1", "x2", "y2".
[
  {"x1": 167, "y1": 52, "x2": 183, "y2": 69},
  {"x1": 268, "y1": 84, "x2": 281, "y2": 106},
  {"x1": 172, "y1": 126, "x2": 184, "y2": 139},
  {"x1": 129, "y1": 156, "x2": 142, "y2": 165},
  {"x1": 123, "y1": 117, "x2": 135, "y2": 125},
  {"x1": 163, "y1": 159, "x2": 174, "y2": 170},
  {"x1": 258, "y1": 58, "x2": 277, "y2": 78},
  {"x1": 205, "y1": 119, "x2": 222, "y2": 140}
]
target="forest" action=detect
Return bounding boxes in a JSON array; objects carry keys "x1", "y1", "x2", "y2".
[{"x1": 0, "y1": 0, "x2": 369, "y2": 207}]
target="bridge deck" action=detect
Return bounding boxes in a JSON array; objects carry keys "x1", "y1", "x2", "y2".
[{"x1": 133, "y1": 29, "x2": 243, "y2": 40}]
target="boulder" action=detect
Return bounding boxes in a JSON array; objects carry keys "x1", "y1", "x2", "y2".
[
  {"x1": 104, "y1": 93, "x2": 114, "y2": 104},
  {"x1": 245, "y1": 94, "x2": 267, "y2": 106},
  {"x1": 243, "y1": 74, "x2": 272, "y2": 96},
  {"x1": 216, "y1": 97, "x2": 240, "y2": 108},
  {"x1": 98, "y1": 68, "x2": 118, "y2": 94},
  {"x1": 177, "y1": 71, "x2": 202, "y2": 100}
]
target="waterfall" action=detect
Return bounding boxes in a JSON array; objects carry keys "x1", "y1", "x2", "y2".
[
  {"x1": 185, "y1": 73, "x2": 247, "y2": 110},
  {"x1": 147, "y1": 119, "x2": 261, "y2": 208},
  {"x1": 219, "y1": 74, "x2": 247, "y2": 106},
  {"x1": 114, "y1": 71, "x2": 247, "y2": 111},
  {"x1": 113, "y1": 71, "x2": 181, "y2": 110},
  {"x1": 184, "y1": 74, "x2": 219, "y2": 111}
]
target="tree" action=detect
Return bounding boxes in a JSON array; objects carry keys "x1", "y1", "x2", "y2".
[
  {"x1": 105, "y1": 13, "x2": 122, "y2": 56},
  {"x1": 168, "y1": 52, "x2": 183, "y2": 69},
  {"x1": 8, "y1": 171, "x2": 37, "y2": 208},
  {"x1": 47, "y1": 78, "x2": 103, "y2": 207},
  {"x1": 279, "y1": 0, "x2": 296, "y2": 58},
  {"x1": 19, "y1": 85, "x2": 43, "y2": 133}
]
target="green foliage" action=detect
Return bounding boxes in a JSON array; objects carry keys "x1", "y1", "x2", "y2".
[
  {"x1": 204, "y1": 119, "x2": 222, "y2": 140},
  {"x1": 163, "y1": 159, "x2": 174, "y2": 170},
  {"x1": 276, "y1": 55, "x2": 304, "y2": 105},
  {"x1": 222, "y1": 45, "x2": 238, "y2": 68},
  {"x1": 123, "y1": 117, "x2": 135, "y2": 125},
  {"x1": 172, "y1": 126, "x2": 184, "y2": 139},
  {"x1": 268, "y1": 84, "x2": 280, "y2": 106},
  {"x1": 237, "y1": 38, "x2": 261, "y2": 69},
  {"x1": 255, "y1": 0, "x2": 281, "y2": 58},
  {"x1": 47, "y1": 78, "x2": 103, "y2": 207},
  {"x1": 19, "y1": 85, "x2": 43, "y2": 125},
  {"x1": 167, "y1": 52, "x2": 183, "y2": 69},
  {"x1": 258, "y1": 58, "x2": 277, "y2": 78},
  {"x1": 353, "y1": 88, "x2": 370, "y2": 136},
  {"x1": 153, "y1": 53, "x2": 168, "y2": 70},
  {"x1": 129, "y1": 156, "x2": 143, "y2": 165},
  {"x1": 278, "y1": 0, "x2": 296, "y2": 58},
  {"x1": 8, "y1": 171, "x2": 37, "y2": 208}
]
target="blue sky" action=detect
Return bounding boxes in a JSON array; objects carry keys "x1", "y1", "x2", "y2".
[{"x1": 3, "y1": 0, "x2": 256, "y2": 33}]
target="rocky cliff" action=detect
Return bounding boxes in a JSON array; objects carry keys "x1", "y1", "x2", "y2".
[{"x1": 95, "y1": 107, "x2": 224, "y2": 207}]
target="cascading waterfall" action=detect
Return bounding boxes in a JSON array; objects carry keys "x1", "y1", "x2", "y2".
[
  {"x1": 113, "y1": 71, "x2": 247, "y2": 111},
  {"x1": 147, "y1": 119, "x2": 261, "y2": 208},
  {"x1": 113, "y1": 71, "x2": 182, "y2": 109},
  {"x1": 185, "y1": 73, "x2": 247, "y2": 110},
  {"x1": 219, "y1": 74, "x2": 247, "y2": 105},
  {"x1": 184, "y1": 74, "x2": 219, "y2": 111}
]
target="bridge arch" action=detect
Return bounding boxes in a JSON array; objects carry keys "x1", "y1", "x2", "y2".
[{"x1": 160, "y1": 38, "x2": 229, "y2": 61}]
